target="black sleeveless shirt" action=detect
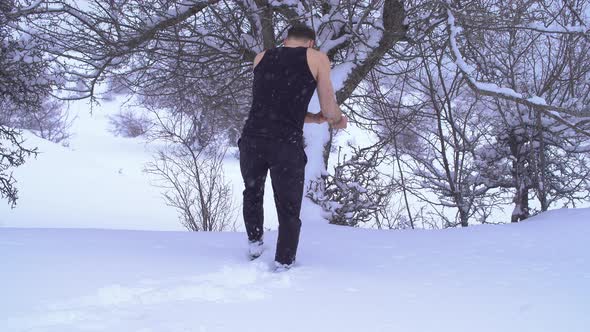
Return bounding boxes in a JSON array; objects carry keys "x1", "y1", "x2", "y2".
[{"x1": 241, "y1": 46, "x2": 317, "y2": 144}]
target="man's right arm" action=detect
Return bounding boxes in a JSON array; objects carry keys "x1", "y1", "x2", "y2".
[{"x1": 315, "y1": 52, "x2": 346, "y2": 128}]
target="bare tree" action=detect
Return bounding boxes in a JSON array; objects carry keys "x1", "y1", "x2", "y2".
[
  {"x1": 1, "y1": 98, "x2": 72, "y2": 144},
  {"x1": 144, "y1": 105, "x2": 237, "y2": 232},
  {"x1": 476, "y1": 100, "x2": 590, "y2": 222},
  {"x1": 459, "y1": 1, "x2": 590, "y2": 222},
  {"x1": 445, "y1": 0, "x2": 590, "y2": 133},
  {"x1": 145, "y1": 146, "x2": 237, "y2": 232}
]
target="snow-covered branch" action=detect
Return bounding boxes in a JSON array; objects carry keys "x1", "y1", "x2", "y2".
[
  {"x1": 112, "y1": 0, "x2": 219, "y2": 54},
  {"x1": 447, "y1": 9, "x2": 590, "y2": 121},
  {"x1": 525, "y1": 22, "x2": 589, "y2": 35},
  {"x1": 7, "y1": 0, "x2": 43, "y2": 18},
  {"x1": 334, "y1": 0, "x2": 407, "y2": 104}
]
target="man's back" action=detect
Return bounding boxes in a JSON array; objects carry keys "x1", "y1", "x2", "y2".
[
  {"x1": 237, "y1": 24, "x2": 346, "y2": 270},
  {"x1": 240, "y1": 46, "x2": 317, "y2": 144}
]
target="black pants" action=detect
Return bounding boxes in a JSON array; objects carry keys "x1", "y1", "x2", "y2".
[{"x1": 238, "y1": 135, "x2": 307, "y2": 265}]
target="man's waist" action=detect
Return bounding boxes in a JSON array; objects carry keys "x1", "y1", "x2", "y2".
[{"x1": 241, "y1": 131, "x2": 304, "y2": 145}]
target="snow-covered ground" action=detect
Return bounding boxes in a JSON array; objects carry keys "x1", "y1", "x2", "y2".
[
  {"x1": 0, "y1": 99, "x2": 182, "y2": 231},
  {"x1": 2, "y1": 208, "x2": 589, "y2": 332}
]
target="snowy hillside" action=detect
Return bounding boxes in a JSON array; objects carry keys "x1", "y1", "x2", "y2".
[
  {"x1": 2, "y1": 208, "x2": 589, "y2": 332},
  {"x1": 0, "y1": 97, "x2": 270, "y2": 231},
  {"x1": 0, "y1": 95, "x2": 371, "y2": 231}
]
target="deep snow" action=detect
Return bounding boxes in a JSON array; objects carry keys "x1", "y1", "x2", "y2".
[{"x1": 1, "y1": 208, "x2": 589, "y2": 332}]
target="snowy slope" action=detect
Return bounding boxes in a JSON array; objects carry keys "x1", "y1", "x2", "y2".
[
  {"x1": 2, "y1": 208, "x2": 589, "y2": 332},
  {"x1": 0, "y1": 114, "x2": 182, "y2": 231},
  {"x1": 0, "y1": 95, "x2": 370, "y2": 232}
]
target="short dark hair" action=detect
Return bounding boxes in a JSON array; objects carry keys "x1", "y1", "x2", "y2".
[{"x1": 287, "y1": 24, "x2": 316, "y2": 41}]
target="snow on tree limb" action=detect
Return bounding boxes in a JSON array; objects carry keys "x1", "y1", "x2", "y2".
[
  {"x1": 115, "y1": 1, "x2": 219, "y2": 52},
  {"x1": 334, "y1": 0, "x2": 407, "y2": 104},
  {"x1": 11, "y1": 0, "x2": 247, "y2": 100},
  {"x1": 446, "y1": 8, "x2": 590, "y2": 136},
  {"x1": 8, "y1": 0, "x2": 43, "y2": 17},
  {"x1": 525, "y1": 22, "x2": 590, "y2": 35}
]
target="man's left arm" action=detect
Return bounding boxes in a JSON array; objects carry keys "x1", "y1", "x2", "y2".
[{"x1": 304, "y1": 112, "x2": 326, "y2": 124}]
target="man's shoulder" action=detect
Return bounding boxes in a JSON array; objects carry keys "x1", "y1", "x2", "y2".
[
  {"x1": 306, "y1": 48, "x2": 329, "y2": 64},
  {"x1": 253, "y1": 49, "x2": 269, "y2": 68},
  {"x1": 255, "y1": 49, "x2": 267, "y2": 60}
]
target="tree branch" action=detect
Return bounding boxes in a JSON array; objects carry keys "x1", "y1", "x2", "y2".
[{"x1": 335, "y1": 0, "x2": 406, "y2": 104}]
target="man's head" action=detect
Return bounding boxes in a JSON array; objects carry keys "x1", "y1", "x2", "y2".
[{"x1": 284, "y1": 24, "x2": 316, "y2": 48}]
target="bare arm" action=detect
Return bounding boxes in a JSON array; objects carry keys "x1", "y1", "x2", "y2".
[
  {"x1": 304, "y1": 112, "x2": 326, "y2": 124},
  {"x1": 315, "y1": 53, "x2": 346, "y2": 128},
  {"x1": 252, "y1": 51, "x2": 265, "y2": 70}
]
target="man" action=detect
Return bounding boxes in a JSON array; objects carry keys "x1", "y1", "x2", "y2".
[{"x1": 237, "y1": 24, "x2": 348, "y2": 271}]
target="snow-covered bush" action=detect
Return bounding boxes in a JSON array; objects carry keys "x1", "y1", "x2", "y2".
[
  {"x1": 307, "y1": 144, "x2": 394, "y2": 227},
  {"x1": 108, "y1": 109, "x2": 152, "y2": 138}
]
